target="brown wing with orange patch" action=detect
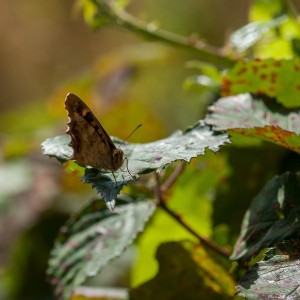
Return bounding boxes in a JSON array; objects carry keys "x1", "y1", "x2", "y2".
[{"x1": 65, "y1": 93, "x2": 123, "y2": 171}]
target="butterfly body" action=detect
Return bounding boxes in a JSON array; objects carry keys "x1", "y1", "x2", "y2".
[{"x1": 65, "y1": 93, "x2": 124, "y2": 171}]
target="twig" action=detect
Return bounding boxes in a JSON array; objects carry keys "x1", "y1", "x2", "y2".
[
  {"x1": 154, "y1": 173, "x2": 230, "y2": 259},
  {"x1": 286, "y1": 0, "x2": 299, "y2": 21},
  {"x1": 92, "y1": 0, "x2": 235, "y2": 68},
  {"x1": 161, "y1": 162, "x2": 186, "y2": 192}
]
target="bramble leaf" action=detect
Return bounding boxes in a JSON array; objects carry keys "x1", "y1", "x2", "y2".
[
  {"x1": 48, "y1": 196, "x2": 155, "y2": 300},
  {"x1": 42, "y1": 122, "x2": 229, "y2": 208},
  {"x1": 230, "y1": 16, "x2": 287, "y2": 52},
  {"x1": 79, "y1": 0, "x2": 129, "y2": 29},
  {"x1": 41, "y1": 135, "x2": 73, "y2": 163},
  {"x1": 221, "y1": 59, "x2": 300, "y2": 108},
  {"x1": 231, "y1": 172, "x2": 300, "y2": 262},
  {"x1": 205, "y1": 94, "x2": 300, "y2": 153},
  {"x1": 237, "y1": 241, "x2": 300, "y2": 300}
]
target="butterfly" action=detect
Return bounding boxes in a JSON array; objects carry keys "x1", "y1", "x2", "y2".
[{"x1": 65, "y1": 93, "x2": 124, "y2": 172}]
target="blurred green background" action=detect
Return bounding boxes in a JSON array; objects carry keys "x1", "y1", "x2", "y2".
[{"x1": 0, "y1": 1, "x2": 252, "y2": 299}]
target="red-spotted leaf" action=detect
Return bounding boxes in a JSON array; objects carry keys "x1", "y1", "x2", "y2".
[
  {"x1": 222, "y1": 58, "x2": 300, "y2": 108},
  {"x1": 205, "y1": 94, "x2": 300, "y2": 153}
]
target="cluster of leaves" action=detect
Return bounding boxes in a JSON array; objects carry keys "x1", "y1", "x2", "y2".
[{"x1": 42, "y1": 0, "x2": 300, "y2": 299}]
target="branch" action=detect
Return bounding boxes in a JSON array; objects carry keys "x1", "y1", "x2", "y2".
[
  {"x1": 154, "y1": 173, "x2": 230, "y2": 259},
  {"x1": 286, "y1": 0, "x2": 299, "y2": 20},
  {"x1": 161, "y1": 162, "x2": 186, "y2": 192},
  {"x1": 91, "y1": 0, "x2": 236, "y2": 68}
]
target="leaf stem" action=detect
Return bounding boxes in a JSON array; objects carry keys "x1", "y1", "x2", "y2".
[
  {"x1": 92, "y1": 0, "x2": 235, "y2": 68},
  {"x1": 154, "y1": 172, "x2": 230, "y2": 258}
]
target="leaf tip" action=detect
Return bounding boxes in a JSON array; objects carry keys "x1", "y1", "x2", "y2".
[{"x1": 106, "y1": 199, "x2": 116, "y2": 211}]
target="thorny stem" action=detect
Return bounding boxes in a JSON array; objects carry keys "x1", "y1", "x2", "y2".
[
  {"x1": 92, "y1": 0, "x2": 236, "y2": 68},
  {"x1": 154, "y1": 172, "x2": 230, "y2": 259}
]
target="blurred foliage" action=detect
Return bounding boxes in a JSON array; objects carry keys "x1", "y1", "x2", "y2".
[
  {"x1": 2, "y1": 0, "x2": 300, "y2": 299},
  {"x1": 130, "y1": 241, "x2": 235, "y2": 299}
]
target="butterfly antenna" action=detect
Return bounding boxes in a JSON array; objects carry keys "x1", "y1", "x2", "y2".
[{"x1": 120, "y1": 124, "x2": 142, "y2": 146}]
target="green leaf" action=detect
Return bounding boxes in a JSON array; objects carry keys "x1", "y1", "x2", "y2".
[
  {"x1": 184, "y1": 61, "x2": 221, "y2": 91},
  {"x1": 71, "y1": 286, "x2": 128, "y2": 300},
  {"x1": 185, "y1": 61, "x2": 221, "y2": 82},
  {"x1": 231, "y1": 172, "x2": 300, "y2": 262},
  {"x1": 82, "y1": 169, "x2": 126, "y2": 211},
  {"x1": 222, "y1": 58, "x2": 300, "y2": 108},
  {"x1": 130, "y1": 241, "x2": 235, "y2": 300},
  {"x1": 183, "y1": 75, "x2": 220, "y2": 92},
  {"x1": 205, "y1": 94, "x2": 300, "y2": 153},
  {"x1": 131, "y1": 153, "x2": 229, "y2": 286},
  {"x1": 78, "y1": 0, "x2": 111, "y2": 28},
  {"x1": 249, "y1": 0, "x2": 283, "y2": 22},
  {"x1": 292, "y1": 38, "x2": 300, "y2": 57},
  {"x1": 48, "y1": 196, "x2": 155, "y2": 300},
  {"x1": 42, "y1": 135, "x2": 73, "y2": 163},
  {"x1": 42, "y1": 122, "x2": 230, "y2": 207},
  {"x1": 230, "y1": 16, "x2": 287, "y2": 52},
  {"x1": 237, "y1": 241, "x2": 300, "y2": 300},
  {"x1": 78, "y1": 0, "x2": 129, "y2": 29}
]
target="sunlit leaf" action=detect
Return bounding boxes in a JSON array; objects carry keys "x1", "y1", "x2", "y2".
[
  {"x1": 42, "y1": 135, "x2": 73, "y2": 163},
  {"x1": 169, "y1": 153, "x2": 230, "y2": 238},
  {"x1": 78, "y1": 0, "x2": 111, "y2": 28},
  {"x1": 184, "y1": 61, "x2": 221, "y2": 91},
  {"x1": 183, "y1": 75, "x2": 220, "y2": 92},
  {"x1": 42, "y1": 122, "x2": 229, "y2": 207},
  {"x1": 231, "y1": 172, "x2": 300, "y2": 262},
  {"x1": 71, "y1": 286, "x2": 128, "y2": 300},
  {"x1": 131, "y1": 209, "x2": 197, "y2": 287},
  {"x1": 238, "y1": 241, "x2": 300, "y2": 299},
  {"x1": 130, "y1": 241, "x2": 235, "y2": 300},
  {"x1": 205, "y1": 94, "x2": 300, "y2": 153},
  {"x1": 78, "y1": 0, "x2": 129, "y2": 29},
  {"x1": 249, "y1": 0, "x2": 300, "y2": 58},
  {"x1": 292, "y1": 38, "x2": 300, "y2": 57},
  {"x1": 185, "y1": 61, "x2": 221, "y2": 81},
  {"x1": 48, "y1": 196, "x2": 155, "y2": 300},
  {"x1": 222, "y1": 59, "x2": 300, "y2": 107},
  {"x1": 131, "y1": 154, "x2": 230, "y2": 287},
  {"x1": 249, "y1": 0, "x2": 283, "y2": 22},
  {"x1": 230, "y1": 16, "x2": 287, "y2": 52}
]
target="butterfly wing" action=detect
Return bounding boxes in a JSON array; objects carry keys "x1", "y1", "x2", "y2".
[{"x1": 65, "y1": 93, "x2": 123, "y2": 171}]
